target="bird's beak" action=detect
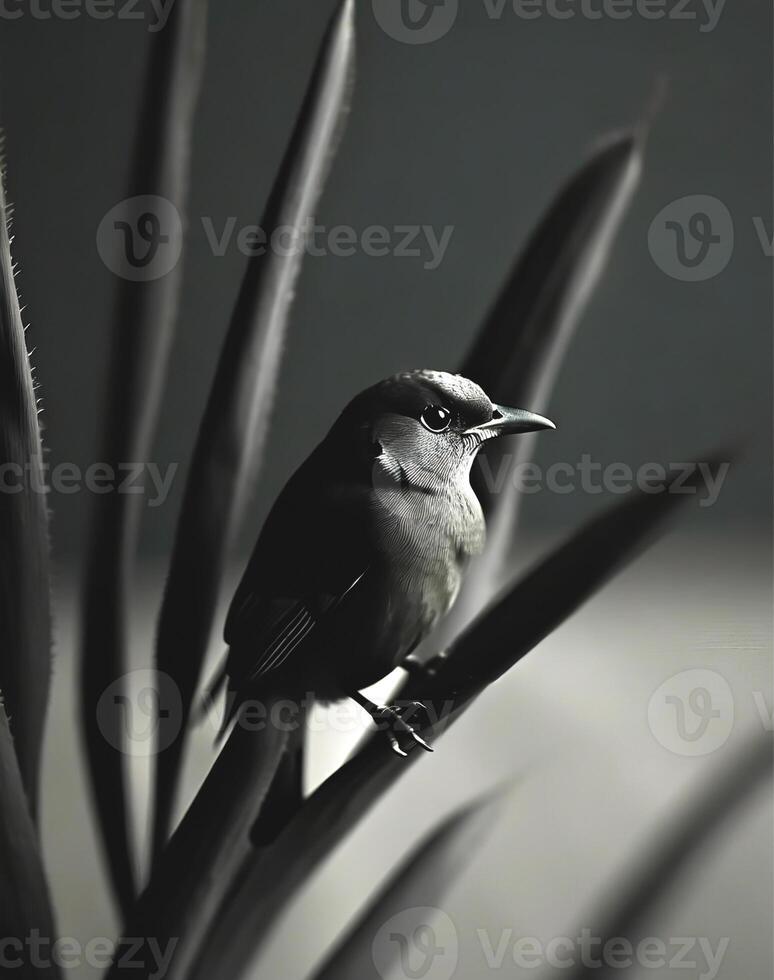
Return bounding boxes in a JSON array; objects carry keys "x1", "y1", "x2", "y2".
[{"x1": 466, "y1": 405, "x2": 556, "y2": 439}]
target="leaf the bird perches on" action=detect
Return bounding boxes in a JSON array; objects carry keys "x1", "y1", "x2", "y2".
[
  {"x1": 150, "y1": 0, "x2": 356, "y2": 868},
  {"x1": 0, "y1": 701, "x2": 59, "y2": 978},
  {"x1": 147, "y1": 460, "x2": 724, "y2": 980},
  {"x1": 312, "y1": 789, "x2": 508, "y2": 980},
  {"x1": 79, "y1": 0, "x2": 208, "y2": 915},
  {"x1": 0, "y1": 155, "x2": 53, "y2": 816}
]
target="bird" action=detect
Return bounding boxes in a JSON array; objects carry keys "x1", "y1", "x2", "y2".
[{"x1": 210, "y1": 369, "x2": 555, "y2": 759}]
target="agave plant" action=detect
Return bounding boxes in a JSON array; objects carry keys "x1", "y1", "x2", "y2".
[{"x1": 0, "y1": 2, "x2": 768, "y2": 979}]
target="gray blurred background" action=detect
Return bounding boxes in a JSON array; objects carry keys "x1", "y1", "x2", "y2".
[{"x1": 0, "y1": 2, "x2": 770, "y2": 979}]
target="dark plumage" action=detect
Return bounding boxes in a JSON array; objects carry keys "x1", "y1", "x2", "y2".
[{"x1": 216, "y1": 369, "x2": 554, "y2": 755}]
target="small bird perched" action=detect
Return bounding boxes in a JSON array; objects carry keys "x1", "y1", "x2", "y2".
[{"x1": 216, "y1": 369, "x2": 554, "y2": 756}]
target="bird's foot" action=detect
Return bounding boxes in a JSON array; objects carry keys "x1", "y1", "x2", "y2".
[{"x1": 374, "y1": 703, "x2": 433, "y2": 757}]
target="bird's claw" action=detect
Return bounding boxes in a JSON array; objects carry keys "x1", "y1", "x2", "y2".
[{"x1": 374, "y1": 704, "x2": 433, "y2": 756}]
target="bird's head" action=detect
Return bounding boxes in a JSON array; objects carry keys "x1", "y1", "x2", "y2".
[{"x1": 333, "y1": 369, "x2": 555, "y2": 492}]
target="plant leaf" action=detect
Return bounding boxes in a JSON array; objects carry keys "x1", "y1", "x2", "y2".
[
  {"x1": 556, "y1": 732, "x2": 772, "y2": 980},
  {"x1": 434, "y1": 130, "x2": 644, "y2": 653},
  {"x1": 311, "y1": 790, "x2": 507, "y2": 980},
  {"x1": 0, "y1": 700, "x2": 59, "y2": 978},
  {"x1": 0, "y1": 153, "x2": 53, "y2": 816},
  {"x1": 79, "y1": 0, "x2": 208, "y2": 915},
  {"x1": 150, "y1": 0, "x2": 356, "y2": 866},
  {"x1": 112, "y1": 708, "x2": 292, "y2": 980},
  {"x1": 178, "y1": 460, "x2": 719, "y2": 980}
]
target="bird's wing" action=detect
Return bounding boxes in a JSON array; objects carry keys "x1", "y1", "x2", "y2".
[
  {"x1": 224, "y1": 569, "x2": 366, "y2": 686},
  {"x1": 222, "y1": 431, "x2": 374, "y2": 699}
]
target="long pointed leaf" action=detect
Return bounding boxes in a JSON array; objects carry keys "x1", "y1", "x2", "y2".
[
  {"x1": 151, "y1": 0, "x2": 356, "y2": 864},
  {"x1": 0, "y1": 701, "x2": 59, "y2": 978},
  {"x1": 312, "y1": 791, "x2": 507, "y2": 980},
  {"x1": 79, "y1": 0, "x2": 208, "y2": 915},
  {"x1": 183, "y1": 461, "x2": 721, "y2": 980},
  {"x1": 435, "y1": 130, "x2": 644, "y2": 652},
  {"x1": 0, "y1": 156, "x2": 53, "y2": 815},
  {"x1": 112, "y1": 707, "x2": 291, "y2": 980}
]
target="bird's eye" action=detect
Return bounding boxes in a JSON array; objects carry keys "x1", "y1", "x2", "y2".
[{"x1": 420, "y1": 405, "x2": 452, "y2": 433}]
